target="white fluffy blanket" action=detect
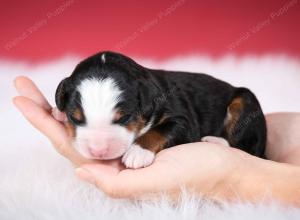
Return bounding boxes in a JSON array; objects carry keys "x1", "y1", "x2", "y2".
[{"x1": 0, "y1": 55, "x2": 300, "y2": 219}]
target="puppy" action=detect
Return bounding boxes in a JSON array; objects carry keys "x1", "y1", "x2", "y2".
[{"x1": 53, "y1": 51, "x2": 267, "y2": 169}]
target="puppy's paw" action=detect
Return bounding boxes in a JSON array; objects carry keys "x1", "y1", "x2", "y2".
[
  {"x1": 52, "y1": 107, "x2": 68, "y2": 122},
  {"x1": 201, "y1": 136, "x2": 230, "y2": 147},
  {"x1": 122, "y1": 144, "x2": 155, "y2": 169}
]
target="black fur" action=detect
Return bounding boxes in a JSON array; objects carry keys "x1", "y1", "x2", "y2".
[{"x1": 55, "y1": 51, "x2": 267, "y2": 157}]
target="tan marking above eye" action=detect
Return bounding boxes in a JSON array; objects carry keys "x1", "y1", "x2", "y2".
[{"x1": 72, "y1": 108, "x2": 83, "y2": 121}]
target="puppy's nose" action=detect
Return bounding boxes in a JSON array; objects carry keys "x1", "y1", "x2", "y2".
[{"x1": 88, "y1": 147, "x2": 108, "y2": 157}]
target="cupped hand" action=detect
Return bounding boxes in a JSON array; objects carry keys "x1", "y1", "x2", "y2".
[
  {"x1": 13, "y1": 76, "x2": 252, "y2": 201},
  {"x1": 75, "y1": 142, "x2": 249, "y2": 200}
]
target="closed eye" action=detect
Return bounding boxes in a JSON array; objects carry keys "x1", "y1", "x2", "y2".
[
  {"x1": 113, "y1": 114, "x2": 132, "y2": 125},
  {"x1": 67, "y1": 109, "x2": 85, "y2": 125}
]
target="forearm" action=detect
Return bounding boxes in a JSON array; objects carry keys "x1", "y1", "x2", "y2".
[{"x1": 223, "y1": 156, "x2": 300, "y2": 206}]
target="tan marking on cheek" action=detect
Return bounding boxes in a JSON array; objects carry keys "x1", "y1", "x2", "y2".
[
  {"x1": 135, "y1": 130, "x2": 167, "y2": 153},
  {"x1": 72, "y1": 108, "x2": 83, "y2": 121},
  {"x1": 65, "y1": 122, "x2": 76, "y2": 137},
  {"x1": 126, "y1": 116, "x2": 145, "y2": 133},
  {"x1": 225, "y1": 97, "x2": 244, "y2": 142}
]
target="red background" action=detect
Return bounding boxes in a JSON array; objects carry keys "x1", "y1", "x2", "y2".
[{"x1": 1, "y1": 0, "x2": 300, "y2": 62}]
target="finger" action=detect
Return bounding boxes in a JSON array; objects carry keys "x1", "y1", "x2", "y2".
[
  {"x1": 13, "y1": 96, "x2": 67, "y2": 145},
  {"x1": 76, "y1": 162, "x2": 175, "y2": 199},
  {"x1": 13, "y1": 96, "x2": 94, "y2": 165},
  {"x1": 14, "y1": 76, "x2": 52, "y2": 111}
]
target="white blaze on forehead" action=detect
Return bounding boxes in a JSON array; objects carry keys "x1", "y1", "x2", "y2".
[{"x1": 77, "y1": 77, "x2": 122, "y2": 126}]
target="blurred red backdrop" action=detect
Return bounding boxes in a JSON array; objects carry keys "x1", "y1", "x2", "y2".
[{"x1": 0, "y1": 0, "x2": 299, "y2": 62}]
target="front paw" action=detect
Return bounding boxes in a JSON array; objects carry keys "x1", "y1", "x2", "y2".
[{"x1": 122, "y1": 144, "x2": 155, "y2": 169}]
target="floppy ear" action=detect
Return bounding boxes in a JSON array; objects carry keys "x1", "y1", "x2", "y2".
[
  {"x1": 137, "y1": 80, "x2": 160, "y2": 117},
  {"x1": 55, "y1": 77, "x2": 70, "y2": 111}
]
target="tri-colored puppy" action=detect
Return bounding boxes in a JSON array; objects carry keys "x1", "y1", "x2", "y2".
[{"x1": 52, "y1": 51, "x2": 267, "y2": 169}]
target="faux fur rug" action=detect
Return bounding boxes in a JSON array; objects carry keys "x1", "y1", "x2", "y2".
[{"x1": 0, "y1": 54, "x2": 300, "y2": 219}]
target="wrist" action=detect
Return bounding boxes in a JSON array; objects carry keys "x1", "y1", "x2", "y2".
[
  {"x1": 225, "y1": 153, "x2": 300, "y2": 206},
  {"x1": 204, "y1": 148, "x2": 254, "y2": 202}
]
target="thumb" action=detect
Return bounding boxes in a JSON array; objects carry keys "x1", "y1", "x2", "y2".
[
  {"x1": 76, "y1": 164, "x2": 126, "y2": 198},
  {"x1": 76, "y1": 163, "x2": 163, "y2": 198}
]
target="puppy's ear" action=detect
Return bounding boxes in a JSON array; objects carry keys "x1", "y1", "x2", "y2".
[
  {"x1": 55, "y1": 77, "x2": 71, "y2": 111},
  {"x1": 137, "y1": 80, "x2": 160, "y2": 117}
]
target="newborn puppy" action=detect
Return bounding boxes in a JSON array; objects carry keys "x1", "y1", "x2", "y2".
[{"x1": 53, "y1": 51, "x2": 267, "y2": 168}]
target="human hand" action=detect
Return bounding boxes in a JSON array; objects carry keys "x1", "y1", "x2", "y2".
[
  {"x1": 73, "y1": 114, "x2": 300, "y2": 201},
  {"x1": 75, "y1": 142, "x2": 250, "y2": 200},
  {"x1": 14, "y1": 76, "x2": 300, "y2": 206}
]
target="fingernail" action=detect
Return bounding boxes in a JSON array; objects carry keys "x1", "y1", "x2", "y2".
[{"x1": 75, "y1": 168, "x2": 96, "y2": 184}]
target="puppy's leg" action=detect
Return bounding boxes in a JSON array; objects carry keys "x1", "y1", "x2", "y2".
[
  {"x1": 201, "y1": 136, "x2": 230, "y2": 147},
  {"x1": 122, "y1": 123, "x2": 171, "y2": 169},
  {"x1": 122, "y1": 119, "x2": 188, "y2": 169},
  {"x1": 122, "y1": 128, "x2": 167, "y2": 169},
  {"x1": 223, "y1": 88, "x2": 266, "y2": 157}
]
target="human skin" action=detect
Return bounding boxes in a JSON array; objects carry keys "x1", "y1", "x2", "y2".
[
  {"x1": 265, "y1": 113, "x2": 300, "y2": 166},
  {"x1": 13, "y1": 76, "x2": 300, "y2": 205}
]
